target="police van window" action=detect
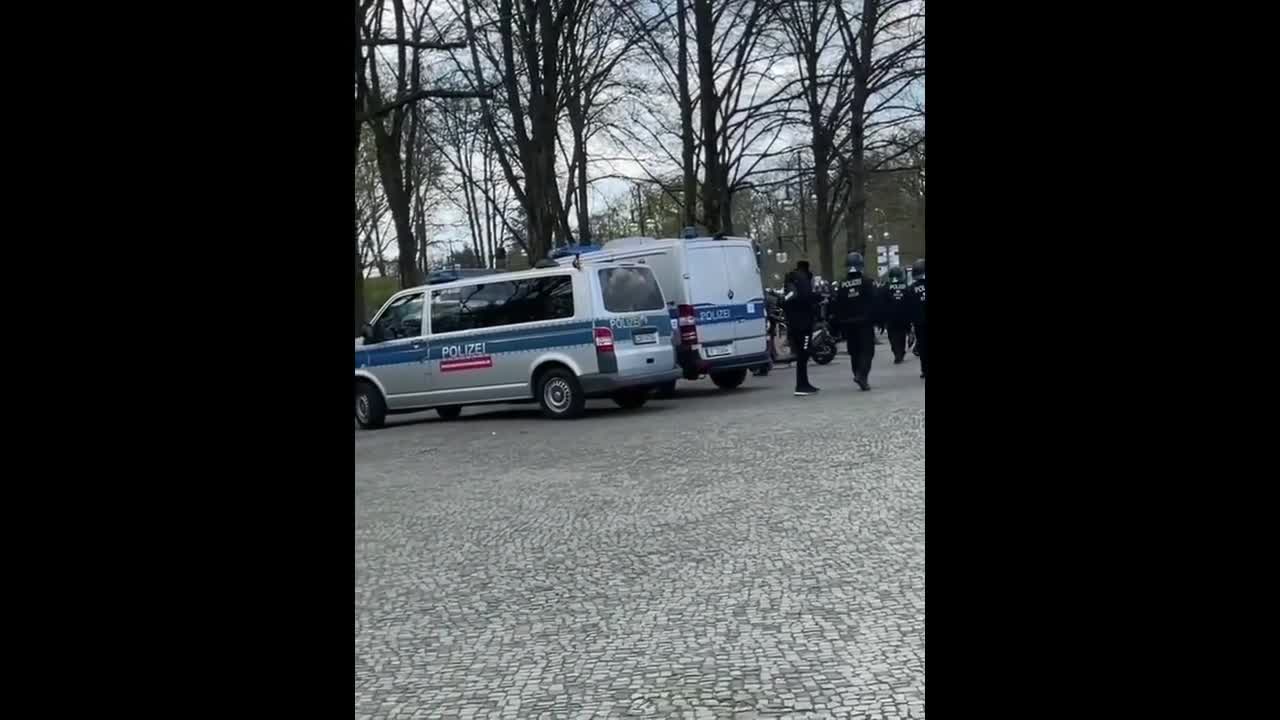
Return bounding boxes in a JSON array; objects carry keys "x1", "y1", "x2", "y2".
[
  {"x1": 372, "y1": 292, "x2": 424, "y2": 342},
  {"x1": 431, "y1": 275, "x2": 574, "y2": 333},
  {"x1": 599, "y1": 268, "x2": 664, "y2": 312}
]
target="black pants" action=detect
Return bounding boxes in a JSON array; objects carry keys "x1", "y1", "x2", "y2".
[
  {"x1": 914, "y1": 323, "x2": 928, "y2": 377},
  {"x1": 844, "y1": 322, "x2": 875, "y2": 380},
  {"x1": 888, "y1": 322, "x2": 910, "y2": 361},
  {"x1": 787, "y1": 320, "x2": 813, "y2": 390}
]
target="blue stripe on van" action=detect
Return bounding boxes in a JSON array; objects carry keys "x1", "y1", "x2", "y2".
[
  {"x1": 424, "y1": 322, "x2": 594, "y2": 360},
  {"x1": 666, "y1": 300, "x2": 767, "y2": 326},
  {"x1": 358, "y1": 320, "x2": 595, "y2": 368},
  {"x1": 594, "y1": 312, "x2": 674, "y2": 341}
]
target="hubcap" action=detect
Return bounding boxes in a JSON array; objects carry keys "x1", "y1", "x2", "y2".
[
  {"x1": 356, "y1": 394, "x2": 370, "y2": 422},
  {"x1": 544, "y1": 378, "x2": 572, "y2": 412}
]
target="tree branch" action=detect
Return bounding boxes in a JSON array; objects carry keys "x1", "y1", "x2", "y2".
[
  {"x1": 360, "y1": 87, "x2": 495, "y2": 122},
  {"x1": 361, "y1": 37, "x2": 469, "y2": 50}
]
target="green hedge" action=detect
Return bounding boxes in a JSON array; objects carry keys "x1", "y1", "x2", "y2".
[{"x1": 363, "y1": 276, "x2": 401, "y2": 320}]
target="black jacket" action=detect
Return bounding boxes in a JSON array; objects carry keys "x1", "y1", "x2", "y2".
[
  {"x1": 832, "y1": 270, "x2": 877, "y2": 325},
  {"x1": 880, "y1": 277, "x2": 912, "y2": 325},
  {"x1": 907, "y1": 277, "x2": 927, "y2": 326},
  {"x1": 782, "y1": 270, "x2": 816, "y2": 324}
]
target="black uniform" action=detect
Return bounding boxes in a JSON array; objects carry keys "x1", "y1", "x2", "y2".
[
  {"x1": 832, "y1": 269, "x2": 877, "y2": 388},
  {"x1": 908, "y1": 275, "x2": 927, "y2": 378},
  {"x1": 881, "y1": 275, "x2": 913, "y2": 362},
  {"x1": 782, "y1": 269, "x2": 818, "y2": 393}
]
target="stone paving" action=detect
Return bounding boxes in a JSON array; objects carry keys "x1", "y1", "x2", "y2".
[{"x1": 356, "y1": 349, "x2": 925, "y2": 719}]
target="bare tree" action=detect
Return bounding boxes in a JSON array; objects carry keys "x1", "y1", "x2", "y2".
[
  {"x1": 359, "y1": 0, "x2": 421, "y2": 287},
  {"x1": 832, "y1": 0, "x2": 924, "y2": 257},
  {"x1": 455, "y1": 0, "x2": 589, "y2": 262},
  {"x1": 355, "y1": 0, "x2": 377, "y2": 333},
  {"x1": 780, "y1": 0, "x2": 851, "y2": 276},
  {"x1": 675, "y1": 0, "x2": 697, "y2": 227},
  {"x1": 425, "y1": 97, "x2": 521, "y2": 267},
  {"x1": 356, "y1": 126, "x2": 392, "y2": 277},
  {"x1": 559, "y1": 1, "x2": 636, "y2": 243},
  {"x1": 606, "y1": 1, "x2": 698, "y2": 225},
  {"x1": 614, "y1": 0, "x2": 795, "y2": 235},
  {"x1": 357, "y1": 0, "x2": 493, "y2": 294}
]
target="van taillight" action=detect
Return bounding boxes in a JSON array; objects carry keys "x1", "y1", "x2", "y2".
[
  {"x1": 594, "y1": 327, "x2": 615, "y2": 353},
  {"x1": 677, "y1": 304, "x2": 698, "y2": 345}
]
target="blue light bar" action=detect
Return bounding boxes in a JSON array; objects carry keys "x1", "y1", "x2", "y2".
[{"x1": 549, "y1": 244, "x2": 604, "y2": 259}]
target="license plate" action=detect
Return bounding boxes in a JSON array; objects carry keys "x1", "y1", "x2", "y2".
[
  {"x1": 633, "y1": 331, "x2": 657, "y2": 345},
  {"x1": 705, "y1": 345, "x2": 732, "y2": 357}
]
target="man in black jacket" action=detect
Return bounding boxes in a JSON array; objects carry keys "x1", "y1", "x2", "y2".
[
  {"x1": 832, "y1": 252, "x2": 878, "y2": 390},
  {"x1": 881, "y1": 266, "x2": 912, "y2": 363},
  {"x1": 908, "y1": 258, "x2": 927, "y2": 379},
  {"x1": 782, "y1": 261, "x2": 820, "y2": 396}
]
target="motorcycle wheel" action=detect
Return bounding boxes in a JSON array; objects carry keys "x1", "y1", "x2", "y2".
[{"x1": 811, "y1": 337, "x2": 837, "y2": 365}]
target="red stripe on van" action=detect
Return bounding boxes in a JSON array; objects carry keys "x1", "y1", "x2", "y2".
[{"x1": 440, "y1": 356, "x2": 493, "y2": 372}]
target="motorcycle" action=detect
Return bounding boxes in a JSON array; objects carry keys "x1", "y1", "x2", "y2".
[
  {"x1": 763, "y1": 289, "x2": 839, "y2": 366},
  {"x1": 809, "y1": 296, "x2": 838, "y2": 365},
  {"x1": 752, "y1": 290, "x2": 786, "y2": 375}
]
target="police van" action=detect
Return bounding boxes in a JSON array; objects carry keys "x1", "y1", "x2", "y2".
[
  {"x1": 556, "y1": 233, "x2": 769, "y2": 391},
  {"x1": 354, "y1": 262, "x2": 680, "y2": 427}
]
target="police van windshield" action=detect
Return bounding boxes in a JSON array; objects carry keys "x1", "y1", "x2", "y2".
[{"x1": 599, "y1": 267, "x2": 664, "y2": 313}]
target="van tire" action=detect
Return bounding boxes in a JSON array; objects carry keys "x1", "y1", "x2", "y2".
[
  {"x1": 436, "y1": 406, "x2": 462, "y2": 420},
  {"x1": 537, "y1": 368, "x2": 586, "y2": 419},
  {"x1": 655, "y1": 380, "x2": 677, "y2": 398},
  {"x1": 612, "y1": 388, "x2": 650, "y2": 410},
  {"x1": 710, "y1": 369, "x2": 748, "y2": 390},
  {"x1": 355, "y1": 381, "x2": 387, "y2": 429}
]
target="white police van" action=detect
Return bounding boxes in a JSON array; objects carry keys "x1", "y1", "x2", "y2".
[
  {"x1": 354, "y1": 261, "x2": 680, "y2": 427},
  {"x1": 556, "y1": 233, "x2": 769, "y2": 392}
]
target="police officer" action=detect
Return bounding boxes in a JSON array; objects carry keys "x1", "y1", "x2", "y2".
[
  {"x1": 832, "y1": 252, "x2": 877, "y2": 391},
  {"x1": 908, "y1": 258, "x2": 927, "y2": 379},
  {"x1": 782, "y1": 260, "x2": 820, "y2": 396},
  {"x1": 881, "y1": 266, "x2": 912, "y2": 363}
]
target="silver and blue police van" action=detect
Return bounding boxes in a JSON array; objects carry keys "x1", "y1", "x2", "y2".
[
  {"x1": 555, "y1": 233, "x2": 770, "y2": 392},
  {"x1": 354, "y1": 261, "x2": 680, "y2": 427}
]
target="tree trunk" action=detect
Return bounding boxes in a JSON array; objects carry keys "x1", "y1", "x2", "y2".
[
  {"x1": 371, "y1": 132, "x2": 420, "y2": 287},
  {"x1": 574, "y1": 120, "x2": 590, "y2": 243},
  {"x1": 846, "y1": 0, "x2": 875, "y2": 258},
  {"x1": 815, "y1": 184, "x2": 834, "y2": 278},
  {"x1": 416, "y1": 211, "x2": 429, "y2": 273},
  {"x1": 354, "y1": 1, "x2": 368, "y2": 336},
  {"x1": 693, "y1": 0, "x2": 720, "y2": 234},
  {"x1": 844, "y1": 151, "x2": 867, "y2": 257},
  {"x1": 798, "y1": 168, "x2": 809, "y2": 256},
  {"x1": 720, "y1": 187, "x2": 734, "y2": 235},
  {"x1": 354, "y1": 196, "x2": 365, "y2": 335},
  {"x1": 676, "y1": 0, "x2": 697, "y2": 228}
]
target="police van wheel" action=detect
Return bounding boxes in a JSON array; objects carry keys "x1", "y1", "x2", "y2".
[
  {"x1": 354, "y1": 381, "x2": 386, "y2": 429},
  {"x1": 612, "y1": 388, "x2": 650, "y2": 410},
  {"x1": 436, "y1": 406, "x2": 462, "y2": 420},
  {"x1": 537, "y1": 368, "x2": 585, "y2": 420},
  {"x1": 710, "y1": 369, "x2": 748, "y2": 390}
]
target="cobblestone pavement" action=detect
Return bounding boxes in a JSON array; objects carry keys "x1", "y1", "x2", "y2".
[{"x1": 356, "y1": 347, "x2": 925, "y2": 719}]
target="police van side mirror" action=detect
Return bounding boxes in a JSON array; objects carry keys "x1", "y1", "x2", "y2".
[{"x1": 360, "y1": 322, "x2": 376, "y2": 345}]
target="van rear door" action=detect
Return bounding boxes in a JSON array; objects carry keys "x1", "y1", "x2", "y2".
[
  {"x1": 721, "y1": 242, "x2": 768, "y2": 357},
  {"x1": 596, "y1": 266, "x2": 676, "y2": 377},
  {"x1": 686, "y1": 244, "x2": 735, "y2": 358}
]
